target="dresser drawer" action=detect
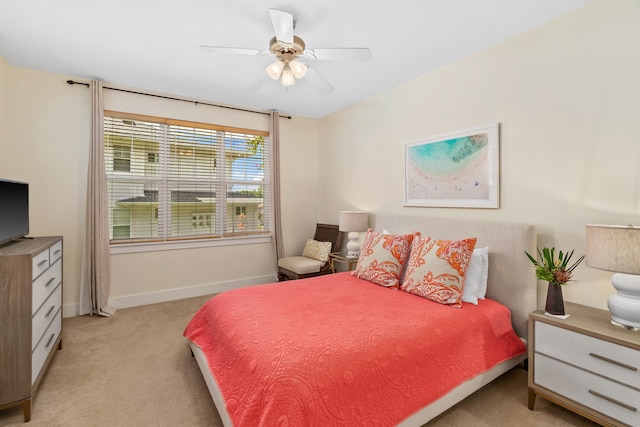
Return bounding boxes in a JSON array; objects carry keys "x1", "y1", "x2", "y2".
[
  {"x1": 32, "y1": 283, "x2": 62, "y2": 350},
  {"x1": 32, "y1": 248, "x2": 50, "y2": 279},
  {"x1": 49, "y1": 241, "x2": 62, "y2": 264},
  {"x1": 535, "y1": 353, "x2": 640, "y2": 426},
  {"x1": 32, "y1": 309, "x2": 61, "y2": 385},
  {"x1": 535, "y1": 321, "x2": 640, "y2": 387},
  {"x1": 32, "y1": 259, "x2": 62, "y2": 315}
]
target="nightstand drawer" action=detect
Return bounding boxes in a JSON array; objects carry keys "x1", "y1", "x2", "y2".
[
  {"x1": 535, "y1": 321, "x2": 640, "y2": 387},
  {"x1": 535, "y1": 353, "x2": 640, "y2": 426}
]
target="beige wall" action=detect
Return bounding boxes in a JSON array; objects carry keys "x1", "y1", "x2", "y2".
[
  {"x1": 278, "y1": 115, "x2": 322, "y2": 255},
  {"x1": 0, "y1": 67, "x2": 321, "y2": 315},
  {"x1": 0, "y1": 56, "x2": 10, "y2": 173},
  {"x1": 2, "y1": 69, "x2": 90, "y2": 316},
  {"x1": 319, "y1": 0, "x2": 640, "y2": 310}
]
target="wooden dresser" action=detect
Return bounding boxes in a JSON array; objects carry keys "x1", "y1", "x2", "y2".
[
  {"x1": 0, "y1": 236, "x2": 63, "y2": 422},
  {"x1": 528, "y1": 302, "x2": 640, "y2": 427}
]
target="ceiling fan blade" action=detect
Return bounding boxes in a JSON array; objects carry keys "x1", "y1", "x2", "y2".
[
  {"x1": 247, "y1": 72, "x2": 271, "y2": 92},
  {"x1": 304, "y1": 67, "x2": 334, "y2": 95},
  {"x1": 304, "y1": 48, "x2": 371, "y2": 61},
  {"x1": 269, "y1": 9, "x2": 294, "y2": 45},
  {"x1": 200, "y1": 46, "x2": 268, "y2": 56}
]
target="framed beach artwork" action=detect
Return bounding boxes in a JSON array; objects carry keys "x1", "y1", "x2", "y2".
[{"x1": 404, "y1": 123, "x2": 499, "y2": 208}]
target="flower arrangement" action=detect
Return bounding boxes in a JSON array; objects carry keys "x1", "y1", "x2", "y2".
[{"x1": 525, "y1": 247, "x2": 585, "y2": 285}]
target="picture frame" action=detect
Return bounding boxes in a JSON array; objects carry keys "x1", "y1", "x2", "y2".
[{"x1": 404, "y1": 123, "x2": 499, "y2": 208}]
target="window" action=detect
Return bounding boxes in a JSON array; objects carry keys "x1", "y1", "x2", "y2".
[
  {"x1": 112, "y1": 208, "x2": 131, "y2": 240},
  {"x1": 104, "y1": 112, "x2": 269, "y2": 243},
  {"x1": 113, "y1": 144, "x2": 131, "y2": 172}
]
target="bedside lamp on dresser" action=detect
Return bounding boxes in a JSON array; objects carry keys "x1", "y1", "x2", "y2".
[
  {"x1": 586, "y1": 224, "x2": 640, "y2": 331},
  {"x1": 338, "y1": 211, "x2": 368, "y2": 258},
  {"x1": 527, "y1": 224, "x2": 640, "y2": 427}
]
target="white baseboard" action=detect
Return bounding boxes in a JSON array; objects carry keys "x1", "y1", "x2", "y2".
[{"x1": 62, "y1": 274, "x2": 277, "y2": 318}]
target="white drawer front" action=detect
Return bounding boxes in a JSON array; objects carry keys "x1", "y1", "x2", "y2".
[
  {"x1": 32, "y1": 248, "x2": 50, "y2": 279},
  {"x1": 32, "y1": 309, "x2": 61, "y2": 385},
  {"x1": 49, "y1": 241, "x2": 62, "y2": 264},
  {"x1": 32, "y1": 259, "x2": 62, "y2": 315},
  {"x1": 535, "y1": 321, "x2": 640, "y2": 387},
  {"x1": 32, "y1": 284, "x2": 62, "y2": 350},
  {"x1": 535, "y1": 354, "x2": 640, "y2": 426}
]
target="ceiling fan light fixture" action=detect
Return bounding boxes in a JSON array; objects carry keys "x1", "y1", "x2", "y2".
[
  {"x1": 203, "y1": 8, "x2": 370, "y2": 94},
  {"x1": 281, "y1": 66, "x2": 296, "y2": 86},
  {"x1": 266, "y1": 60, "x2": 285, "y2": 80},
  {"x1": 288, "y1": 59, "x2": 307, "y2": 79}
]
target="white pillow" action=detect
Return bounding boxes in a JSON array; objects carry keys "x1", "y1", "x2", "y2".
[
  {"x1": 462, "y1": 247, "x2": 489, "y2": 305},
  {"x1": 477, "y1": 247, "x2": 489, "y2": 299},
  {"x1": 302, "y1": 239, "x2": 332, "y2": 262}
]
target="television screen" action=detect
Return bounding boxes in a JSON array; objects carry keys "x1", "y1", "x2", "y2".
[{"x1": 0, "y1": 179, "x2": 29, "y2": 245}]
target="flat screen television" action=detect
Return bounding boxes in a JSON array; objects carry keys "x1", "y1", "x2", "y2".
[{"x1": 0, "y1": 179, "x2": 29, "y2": 246}]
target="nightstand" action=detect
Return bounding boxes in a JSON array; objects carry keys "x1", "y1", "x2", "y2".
[
  {"x1": 528, "y1": 302, "x2": 640, "y2": 427},
  {"x1": 328, "y1": 251, "x2": 358, "y2": 273}
]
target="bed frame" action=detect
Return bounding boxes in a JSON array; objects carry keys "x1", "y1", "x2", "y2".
[{"x1": 189, "y1": 215, "x2": 537, "y2": 426}]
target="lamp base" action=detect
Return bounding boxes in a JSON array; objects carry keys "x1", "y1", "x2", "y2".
[
  {"x1": 346, "y1": 232, "x2": 361, "y2": 259},
  {"x1": 611, "y1": 319, "x2": 639, "y2": 332},
  {"x1": 607, "y1": 273, "x2": 640, "y2": 331}
]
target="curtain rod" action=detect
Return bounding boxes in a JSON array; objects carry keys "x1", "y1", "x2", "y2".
[{"x1": 66, "y1": 80, "x2": 292, "y2": 119}]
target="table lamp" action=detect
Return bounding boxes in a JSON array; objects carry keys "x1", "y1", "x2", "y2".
[
  {"x1": 586, "y1": 224, "x2": 640, "y2": 331},
  {"x1": 339, "y1": 211, "x2": 369, "y2": 258}
]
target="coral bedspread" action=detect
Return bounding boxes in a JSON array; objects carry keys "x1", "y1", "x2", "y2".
[{"x1": 184, "y1": 272, "x2": 526, "y2": 426}]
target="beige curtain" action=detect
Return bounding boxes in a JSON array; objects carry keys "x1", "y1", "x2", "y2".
[
  {"x1": 80, "y1": 80, "x2": 115, "y2": 317},
  {"x1": 270, "y1": 111, "x2": 284, "y2": 266}
]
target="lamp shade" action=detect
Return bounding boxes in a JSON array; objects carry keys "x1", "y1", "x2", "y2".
[
  {"x1": 266, "y1": 60, "x2": 284, "y2": 80},
  {"x1": 586, "y1": 224, "x2": 640, "y2": 274},
  {"x1": 586, "y1": 224, "x2": 640, "y2": 330},
  {"x1": 288, "y1": 60, "x2": 307, "y2": 79},
  {"x1": 280, "y1": 67, "x2": 295, "y2": 86},
  {"x1": 339, "y1": 211, "x2": 368, "y2": 232}
]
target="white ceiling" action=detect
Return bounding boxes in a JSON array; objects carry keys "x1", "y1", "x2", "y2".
[{"x1": 0, "y1": 0, "x2": 592, "y2": 119}]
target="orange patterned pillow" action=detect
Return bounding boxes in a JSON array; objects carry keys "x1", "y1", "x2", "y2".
[
  {"x1": 401, "y1": 235, "x2": 477, "y2": 308},
  {"x1": 354, "y1": 229, "x2": 416, "y2": 289}
]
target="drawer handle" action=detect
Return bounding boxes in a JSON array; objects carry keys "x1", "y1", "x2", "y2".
[
  {"x1": 589, "y1": 352, "x2": 638, "y2": 371},
  {"x1": 38, "y1": 259, "x2": 48, "y2": 267},
  {"x1": 45, "y1": 277, "x2": 56, "y2": 287},
  {"x1": 588, "y1": 389, "x2": 637, "y2": 412},
  {"x1": 45, "y1": 333, "x2": 56, "y2": 349},
  {"x1": 45, "y1": 305, "x2": 56, "y2": 317},
  {"x1": 53, "y1": 249, "x2": 61, "y2": 255}
]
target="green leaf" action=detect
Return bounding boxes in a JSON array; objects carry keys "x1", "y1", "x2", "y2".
[
  {"x1": 525, "y1": 246, "x2": 585, "y2": 285},
  {"x1": 525, "y1": 251, "x2": 539, "y2": 266}
]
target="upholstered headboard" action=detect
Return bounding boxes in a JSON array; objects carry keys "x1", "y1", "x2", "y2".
[{"x1": 372, "y1": 215, "x2": 537, "y2": 340}]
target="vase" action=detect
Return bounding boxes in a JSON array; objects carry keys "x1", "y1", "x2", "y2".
[{"x1": 545, "y1": 282, "x2": 565, "y2": 315}]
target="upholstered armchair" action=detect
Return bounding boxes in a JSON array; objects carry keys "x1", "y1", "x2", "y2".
[{"x1": 277, "y1": 223, "x2": 344, "y2": 281}]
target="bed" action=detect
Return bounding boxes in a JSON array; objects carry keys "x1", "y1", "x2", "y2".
[{"x1": 184, "y1": 215, "x2": 537, "y2": 426}]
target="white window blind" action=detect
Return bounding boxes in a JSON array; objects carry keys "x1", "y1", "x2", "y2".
[{"x1": 104, "y1": 112, "x2": 270, "y2": 243}]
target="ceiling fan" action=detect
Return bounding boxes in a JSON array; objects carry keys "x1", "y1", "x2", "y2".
[{"x1": 201, "y1": 9, "x2": 371, "y2": 94}]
